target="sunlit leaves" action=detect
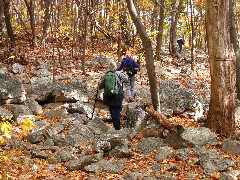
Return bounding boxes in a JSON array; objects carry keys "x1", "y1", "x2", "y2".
[
  {"x1": 1, "y1": 122, "x2": 12, "y2": 139},
  {"x1": 0, "y1": 117, "x2": 13, "y2": 142},
  {"x1": 147, "y1": 30, "x2": 159, "y2": 41},
  {"x1": 0, "y1": 136, "x2": 4, "y2": 143},
  {"x1": 0, "y1": 115, "x2": 35, "y2": 144},
  {"x1": 8, "y1": 55, "x2": 16, "y2": 59},
  {"x1": 0, "y1": 156, "x2": 10, "y2": 162},
  {"x1": 194, "y1": 0, "x2": 205, "y2": 7},
  {"x1": 22, "y1": 117, "x2": 36, "y2": 131}
]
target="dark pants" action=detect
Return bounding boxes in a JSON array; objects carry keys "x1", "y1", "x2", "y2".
[
  {"x1": 109, "y1": 106, "x2": 122, "y2": 130},
  {"x1": 178, "y1": 43, "x2": 183, "y2": 53}
]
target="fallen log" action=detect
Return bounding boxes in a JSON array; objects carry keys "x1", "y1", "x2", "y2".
[{"x1": 146, "y1": 106, "x2": 182, "y2": 134}]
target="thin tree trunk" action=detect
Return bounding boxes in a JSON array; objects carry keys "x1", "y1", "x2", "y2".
[
  {"x1": 169, "y1": 0, "x2": 183, "y2": 55},
  {"x1": 24, "y1": 0, "x2": 37, "y2": 47},
  {"x1": 117, "y1": 1, "x2": 122, "y2": 61},
  {"x1": 12, "y1": 4, "x2": 31, "y2": 38},
  {"x1": 206, "y1": 0, "x2": 236, "y2": 138},
  {"x1": 155, "y1": 0, "x2": 165, "y2": 60},
  {"x1": 42, "y1": 0, "x2": 52, "y2": 47},
  {"x1": 0, "y1": 1, "x2": 4, "y2": 40},
  {"x1": 3, "y1": 0, "x2": 15, "y2": 46},
  {"x1": 189, "y1": 0, "x2": 195, "y2": 70},
  {"x1": 119, "y1": 1, "x2": 131, "y2": 47},
  {"x1": 126, "y1": 0, "x2": 160, "y2": 111},
  {"x1": 151, "y1": 3, "x2": 158, "y2": 32},
  {"x1": 82, "y1": 0, "x2": 88, "y2": 74}
]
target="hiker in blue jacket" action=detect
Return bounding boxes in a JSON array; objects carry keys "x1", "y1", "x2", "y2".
[
  {"x1": 117, "y1": 52, "x2": 139, "y2": 101},
  {"x1": 99, "y1": 61, "x2": 128, "y2": 130},
  {"x1": 177, "y1": 38, "x2": 184, "y2": 53}
]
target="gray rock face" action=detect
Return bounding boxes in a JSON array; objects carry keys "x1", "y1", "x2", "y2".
[
  {"x1": 109, "y1": 145, "x2": 132, "y2": 158},
  {"x1": 24, "y1": 97, "x2": 43, "y2": 114},
  {"x1": 175, "y1": 148, "x2": 191, "y2": 161},
  {"x1": 0, "y1": 106, "x2": 12, "y2": 116},
  {"x1": 84, "y1": 159, "x2": 125, "y2": 173},
  {"x1": 165, "y1": 127, "x2": 217, "y2": 149},
  {"x1": 181, "y1": 127, "x2": 218, "y2": 146},
  {"x1": 65, "y1": 154, "x2": 103, "y2": 171},
  {"x1": 6, "y1": 104, "x2": 32, "y2": 121},
  {"x1": 122, "y1": 102, "x2": 146, "y2": 131},
  {"x1": 12, "y1": 63, "x2": 25, "y2": 74},
  {"x1": 155, "y1": 146, "x2": 175, "y2": 161},
  {"x1": 0, "y1": 73, "x2": 26, "y2": 104},
  {"x1": 30, "y1": 68, "x2": 53, "y2": 85},
  {"x1": 159, "y1": 80, "x2": 204, "y2": 120},
  {"x1": 124, "y1": 108, "x2": 147, "y2": 131},
  {"x1": 64, "y1": 101, "x2": 93, "y2": 118},
  {"x1": 234, "y1": 107, "x2": 240, "y2": 125},
  {"x1": 220, "y1": 170, "x2": 240, "y2": 180},
  {"x1": 222, "y1": 139, "x2": 240, "y2": 155},
  {"x1": 193, "y1": 147, "x2": 235, "y2": 176},
  {"x1": 134, "y1": 137, "x2": 166, "y2": 154},
  {"x1": 29, "y1": 82, "x2": 88, "y2": 103}
]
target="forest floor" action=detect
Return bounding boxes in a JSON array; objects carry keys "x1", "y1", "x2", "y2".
[{"x1": 0, "y1": 43, "x2": 240, "y2": 179}]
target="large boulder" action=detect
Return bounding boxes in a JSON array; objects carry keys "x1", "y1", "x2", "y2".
[
  {"x1": 159, "y1": 80, "x2": 204, "y2": 120},
  {"x1": 0, "y1": 73, "x2": 26, "y2": 104},
  {"x1": 28, "y1": 82, "x2": 88, "y2": 103}
]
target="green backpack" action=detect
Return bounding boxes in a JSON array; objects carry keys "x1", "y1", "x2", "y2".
[{"x1": 104, "y1": 71, "x2": 120, "y2": 96}]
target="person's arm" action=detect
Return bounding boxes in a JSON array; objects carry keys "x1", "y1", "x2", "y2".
[
  {"x1": 133, "y1": 60, "x2": 140, "y2": 68},
  {"x1": 116, "y1": 59, "x2": 125, "y2": 71},
  {"x1": 121, "y1": 72, "x2": 129, "y2": 83},
  {"x1": 116, "y1": 71, "x2": 129, "y2": 84}
]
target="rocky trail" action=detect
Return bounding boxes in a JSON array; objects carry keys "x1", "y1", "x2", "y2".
[{"x1": 0, "y1": 47, "x2": 240, "y2": 179}]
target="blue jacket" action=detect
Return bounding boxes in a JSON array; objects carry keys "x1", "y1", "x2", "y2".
[
  {"x1": 177, "y1": 38, "x2": 184, "y2": 45},
  {"x1": 116, "y1": 56, "x2": 139, "y2": 71}
]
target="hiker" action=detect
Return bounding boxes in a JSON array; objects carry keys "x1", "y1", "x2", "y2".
[
  {"x1": 117, "y1": 52, "x2": 140, "y2": 101},
  {"x1": 177, "y1": 38, "x2": 184, "y2": 53},
  {"x1": 98, "y1": 61, "x2": 128, "y2": 130}
]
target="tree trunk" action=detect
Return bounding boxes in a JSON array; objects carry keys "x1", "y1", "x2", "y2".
[
  {"x1": 229, "y1": 0, "x2": 240, "y2": 100},
  {"x1": 151, "y1": 3, "x2": 158, "y2": 32},
  {"x1": 119, "y1": 1, "x2": 131, "y2": 47},
  {"x1": 189, "y1": 0, "x2": 195, "y2": 70},
  {"x1": 206, "y1": 0, "x2": 236, "y2": 138},
  {"x1": 155, "y1": 0, "x2": 165, "y2": 60},
  {"x1": 169, "y1": 0, "x2": 183, "y2": 55},
  {"x1": 0, "y1": 1, "x2": 4, "y2": 40},
  {"x1": 3, "y1": 0, "x2": 15, "y2": 46},
  {"x1": 82, "y1": 0, "x2": 88, "y2": 74},
  {"x1": 126, "y1": 0, "x2": 160, "y2": 111},
  {"x1": 42, "y1": 0, "x2": 52, "y2": 47},
  {"x1": 24, "y1": 0, "x2": 37, "y2": 47}
]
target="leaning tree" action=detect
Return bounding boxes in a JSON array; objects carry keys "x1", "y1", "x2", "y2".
[{"x1": 126, "y1": 0, "x2": 160, "y2": 111}]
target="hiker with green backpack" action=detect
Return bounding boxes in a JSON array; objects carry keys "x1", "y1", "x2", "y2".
[
  {"x1": 117, "y1": 51, "x2": 140, "y2": 101},
  {"x1": 98, "y1": 61, "x2": 128, "y2": 130}
]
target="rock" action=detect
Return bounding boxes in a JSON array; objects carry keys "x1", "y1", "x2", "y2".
[
  {"x1": 222, "y1": 139, "x2": 240, "y2": 155},
  {"x1": 155, "y1": 146, "x2": 175, "y2": 161},
  {"x1": 0, "y1": 73, "x2": 26, "y2": 104},
  {"x1": 84, "y1": 159, "x2": 125, "y2": 173},
  {"x1": 134, "y1": 137, "x2": 166, "y2": 154}
]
